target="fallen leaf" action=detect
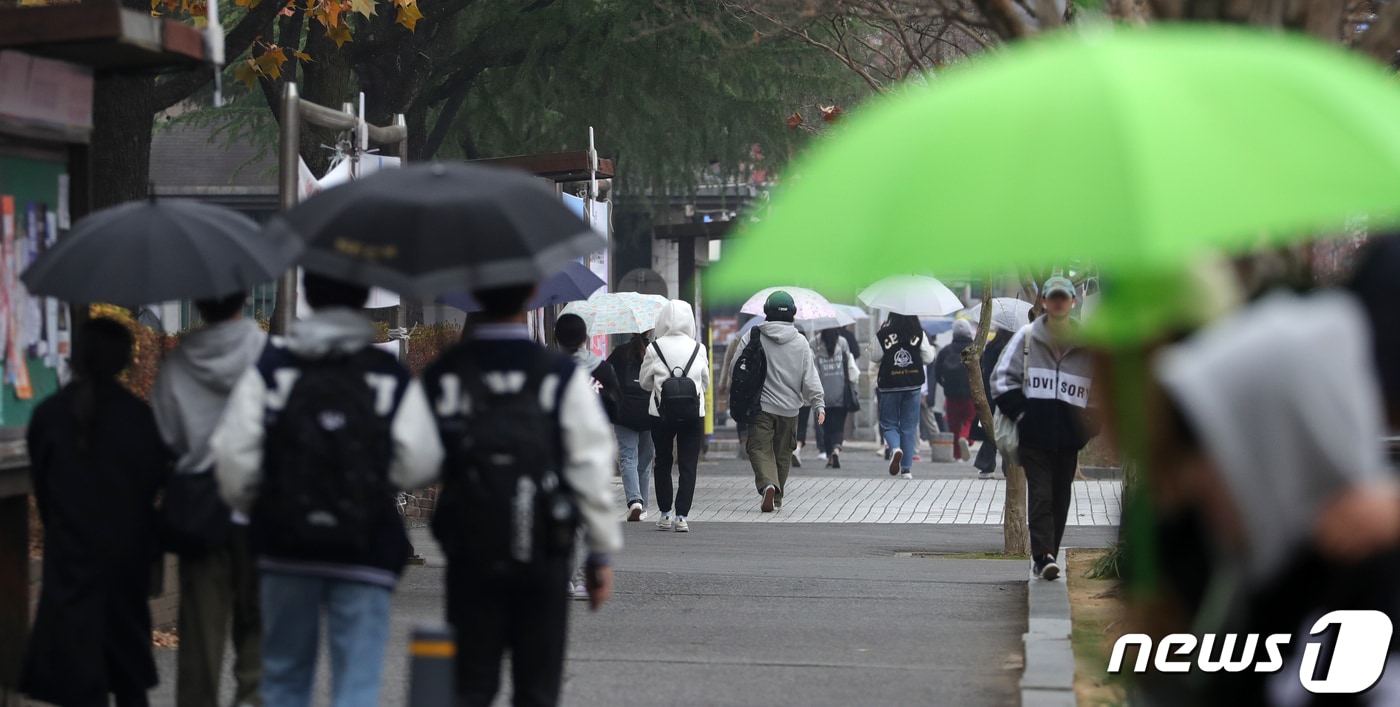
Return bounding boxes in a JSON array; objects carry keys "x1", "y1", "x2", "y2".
[
  {"x1": 786, "y1": 112, "x2": 804, "y2": 130},
  {"x1": 395, "y1": 1, "x2": 422, "y2": 30},
  {"x1": 820, "y1": 105, "x2": 842, "y2": 123}
]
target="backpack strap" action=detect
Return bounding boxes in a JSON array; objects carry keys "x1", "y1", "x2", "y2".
[
  {"x1": 456, "y1": 346, "x2": 558, "y2": 413},
  {"x1": 680, "y1": 343, "x2": 701, "y2": 377},
  {"x1": 651, "y1": 341, "x2": 672, "y2": 374},
  {"x1": 1020, "y1": 326, "x2": 1032, "y2": 379}
]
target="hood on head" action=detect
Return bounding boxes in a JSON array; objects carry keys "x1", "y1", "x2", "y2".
[
  {"x1": 653, "y1": 300, "x2": 697, "y2": 339},
  {"x1": 1154, "y1": 290, "x2": 1389, "y2": 586},
  {"x1": 287, "y1": 308, "x2": 378, "y2": 358},
  {"x1": 758, "y1": 320, "x2": 802, "y2": 344},
  {"x1": 952, "y1": 319, "x2": 975, "y2": 341},
  {"x1": 174, "y1": 318, "x2": 266, "y2": 392}
]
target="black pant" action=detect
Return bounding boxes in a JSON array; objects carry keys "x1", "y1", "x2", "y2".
[
  {"x1": 820, "y1": 408, "x2": 848, "y2": 456},
  {"x1": 652, "y1": 417, "x2": 703, "y2": 517},
  {"x1": 1021, "y1": 446, "x2": 1079, "y2": 561},
  {"x1": 449, "y1": 558, "x2": 572, "y2": 707},
  {"x1": 974, "y1": 438, "x2": 1007, "y2": 473}
]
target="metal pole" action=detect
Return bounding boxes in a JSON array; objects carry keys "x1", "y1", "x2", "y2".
[
  {"x1": 273, "y1": 82, "x2": 301, "y2": 336},
  {"x1": 406, "y1": 624, "x2": 455, "y2": 706},
  {"x1": 394, "y1": 113, "x2": 409, "y2": 362}
]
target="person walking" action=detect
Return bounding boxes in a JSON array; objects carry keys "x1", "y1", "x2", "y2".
[
  {"x1": 932, "y1": 318, "x2": 977, "y2": 463},
  {"x1": 990, "y1": 276, "x2": 1096, "y2": 581},
  {"x1": 555, "y1": 313, "x2": 620, "y2": 422},
  {"x1": 641, "y1": 300, "x2": 709, "y2": 533},
  {"x1": 972, "y1": 322, "x2": 1015, "y2": 480},
  {"x1": 22, "y1": 318, "x2": 170, "y2": 707},
  {"x1": 733, "y1": 291, "x2": 824, "y2": 512},
  {"x1": 607, "y1": 331, "x2": 655, "y2": 522},
  {"x1": 212, "y1": 273, "x2": 444, "y2": 707},
  {"x1": 814, "y1": 328, "x2": 859, "y2": 469},
  {"x1": 876, "y1": 314, "x2": 935, "y2": 478},
  {"x1": 151, "y1": 293, "x2": 266, "y2": 707},
  {"x1": 423, "y1": 284, "x2": 620, "y2": 707}
]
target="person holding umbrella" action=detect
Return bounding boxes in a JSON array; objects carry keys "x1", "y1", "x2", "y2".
[
  {"x1": 814, "y1": 327, "x2": 860, "y2": 468},
  {"x1": 875, "y1": 313, "x2": 936, "y2": 478},
  {"x1": 608, "y1": 331, "x2": 656, "y2": 522}
]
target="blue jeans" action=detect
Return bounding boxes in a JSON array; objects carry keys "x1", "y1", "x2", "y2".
[
  {"x1": 259, "y1": 573, "x2": 393, "y2": 707},
  {"x1": 615, "y1": 424, "x2": 654, "y2": 507},
  {"x1": 879, "y1": 390, "x2": 921, "y2": 470}
]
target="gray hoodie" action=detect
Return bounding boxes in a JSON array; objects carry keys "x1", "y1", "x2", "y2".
[
  {"x1": 735, "y1": 321, "x2": 824, "y2": 418},
  {"x1": 1155, "y1": 290, "x2": 1391, "y2": 588},
  {"x1": 151, "y1": 317, "x2": 266, "y2": 474}
]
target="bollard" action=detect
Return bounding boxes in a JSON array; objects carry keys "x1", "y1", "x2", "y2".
[{"x1": 407, "y1": 624, "x2": 455, "y2": 707}]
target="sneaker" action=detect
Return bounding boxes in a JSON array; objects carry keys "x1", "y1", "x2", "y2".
[
  {"x1": 571, "y1": 582, "x2": 590, "y2": 600},
  {"x1": 817, "y1": 452, "x2": 828, "y2": 461},
  {"x1": 900, "y1": 471, "x2": 913, "y2": 480},
  {"x1": 792, "y1": 451, "x2": 803, "y2": 468},
  {"x1": 957, "y1": 438, "x2": 972, "y2": 462},
  {"x1": 884, "y1": 446, "x2": 892, "y2": 460},
  {"x1": 1040, "y1": 555, "x2": 1061, "y2": 581},
  {"x1": 1032, "y1": 557, "x2": 1047, "y2": 578},
  {"x1": 977, "y1": 469, "x2": 995, "y2": 480},
  {"x1": 831, "y1": 451, "x2": 841, "y2": 469},
  {"x1": 627, "y1": 502, "x2": 644, "y2": 522},
  {"x1": 774, "y1": 498, "x2": 782, "y2": 509},
  {"x1": 656, "y1": 513, "x2": 673, "y2": 530},
  {"x1": 888, "y1": 449, "x2": 903, "y2": 475},
  {"x1": 639, "y1": 511, "x2": 649, "y2": 522},
  {"x1": 825, "y1": 457, "x2": 834, "y2": 469},
  {"x1": 674, "y1": 517, "x2": 690, "y2": 533},
  {"x1": 761, "y1": 485, "x2": 776, "y2": 513}
]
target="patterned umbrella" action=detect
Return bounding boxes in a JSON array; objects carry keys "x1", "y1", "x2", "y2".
[
  {"x1": 740, "y1": 287, "x2": 838, "y2": 321},
  {"x1": 561, "y1": 292, "x2": 670, "y2": 335}
]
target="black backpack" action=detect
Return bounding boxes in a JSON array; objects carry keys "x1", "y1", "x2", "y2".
[
  {"x1": 431, "y1": 350, "x2": 578, "y2": 565},
  {"x1": 651, "y1": 342, "x2": 701, "y2": 424},
  {"x1": 255, "y1": 351, "x2": 393, "y2": 556},
  {"x1": 728, "y1": 334, "x2": 767, "y2": 424}
]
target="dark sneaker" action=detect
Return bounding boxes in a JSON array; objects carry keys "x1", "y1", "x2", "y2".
[
  {"x1": 1032, "y1": 556, "x2": 1047, "y2": 578},
  {"x1": 831, "y1": 451, "x2": 841, "y2": 469},
  {"x1": 761, "y1": 485, "x2": 776, "y2": 513},
  {"x1": 888, "y1": 449, "x2": 903, "y2": 475},
  {"x1": 884, "y1": 446, "x2": 892, "y2": 461},
  {"x1": 1040, "y1": 555, "x2": 1061, "y2": 581}
]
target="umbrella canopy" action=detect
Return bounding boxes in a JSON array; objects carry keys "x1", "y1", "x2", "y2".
[
  {"x1": 712, "y1": 27, "x2": 1400, "y2": 293},
  {"x1": 267, "y1": 162, "x2": 604, "y2": 297},
  {"x1": 440, "y1": 262, "x2": 604, "y2": 313},
  {"x1": 858, "y1": 275, "x2": 962, "y2": 316},
  {"x1": 805, "y1": 307, "x2": 858, "y2": 333},
  {"x1": 22, "y1": 200, "x2": 301, "y2": 304},
  {"x1": 963, "y1": 297, "x2": 1035, "y2": 333},
  {"x1": 561, "y1": 291, "x2": 670, "y2": 335},
  {"x1": 831, "y1": 304, "x2": 870, "y2": 322},
  {"x1": 740, "y1": 287, "x2": 839, "y2": 321}
]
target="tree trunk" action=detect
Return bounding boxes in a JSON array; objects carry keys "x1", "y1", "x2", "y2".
[{"x1": 962, "y1": 277, "x2": 1030, "y2": 556}]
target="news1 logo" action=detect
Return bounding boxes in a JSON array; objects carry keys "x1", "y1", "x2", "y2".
[{"x1": 1107, "y1": 611, "x2": 1394, "y2": 694}]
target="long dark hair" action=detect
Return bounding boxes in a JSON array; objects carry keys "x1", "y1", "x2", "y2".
[
  {"x1": 73, "y1": 318, "x2": 134, "y2": 453},
  {"x1": 820, "y1": 328, "x2": 841, "y2": 357},
  {"x1": 622, "y1": 331, "x2": 650, "y2": 365}
]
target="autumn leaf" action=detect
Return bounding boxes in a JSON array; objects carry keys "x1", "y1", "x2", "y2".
[
  {"x1": 395, "y1": 1, "x2": 421, "y2": 30},
  {"x1": 350, "y1": 0, "x2": 375, "y2": 18},
  {"x1": 327, "y1": 21, "x2": 353, "y2": 47},
  {"x1": 292, "y1": 49, "x2": 314, "y2": 63},
  {"x1": 253, "y1": 47, "x2": 288, "y2": 80},
  {"x1": 820, "y1": 105, "x2": 842, "y2": 123},
  {"x1": 323, "y1": 0, "x2": 343, "y2": 28},
  {"x1": 234, "y1": 0, "x2": 262, "y2": 8},
  {"x1": 786, "y1": 112, "x2": 804, "y2": 130},
  {"x1": 233, "y1": 59, "x2": 260, "y2": 89}
]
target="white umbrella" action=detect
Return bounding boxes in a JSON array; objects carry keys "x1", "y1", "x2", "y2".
[
  {"x1": 741, "y1": 286, "x2": 839, "y2": 321},
  {"x1": 831, "y1": 304, "x2": 870, "y2": 321},
  {"x1": 805, "y1": 307, "x2": 858, "y2": 332},
  {"x1": 858, "y1": 275, "x2": 962, "y2": 316},
  {"x1": 962, "y1": 297, "x2": 1034, "y2": 332},
  {"x1": 561, "y1": 291, "x2": 670, "y2": 335}
]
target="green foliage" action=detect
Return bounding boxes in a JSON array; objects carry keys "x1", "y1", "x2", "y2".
[{"x1": 1085, "y1": 541, "x2": 1124, "y2": 580}]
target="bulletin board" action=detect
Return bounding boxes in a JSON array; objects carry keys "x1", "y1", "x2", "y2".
[{"x1": 0, "y1": 153, "x2": 69, "y2": 429}]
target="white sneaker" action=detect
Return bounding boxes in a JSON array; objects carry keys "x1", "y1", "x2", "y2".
[
  {"x1": 957, "y1": 438, "x2": 971, "y2": 462},
  {"x1": 571, "y1": 582, "x2": 591, "y2": 600},
  {"x1": 639, "y1": 511, "x2": 649, "y2": 522},
  {"x1": 900, "y1": 471, "x2": 914, "y2": 480},
  {"x1": 817, "y1": 452, "x2": 828, "y2": 461},
  {"x1": 656, "y1": 513, "x2": 673, "y2": 530},
  {"x1": 627, "y1": 502, "x2": 643, "y2": 522},
  {"x1": 977, "y1": 470, "x2": 995, "y2": 480},
  {"x1": 674, "y1": 517, "x2": 690, "y2": 533}
]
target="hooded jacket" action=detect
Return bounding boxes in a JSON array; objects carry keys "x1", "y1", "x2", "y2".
[
  {"x1": 211, "y1": 308, "x2": 445, "y2": 587},
  {"x1": 814, "y1": 335, "x2": 860, "y2": 409},
  {"x1": 151, "y1": 317, "x2": 266, "y2": 475},
  {"x1": 931, "y1": 323, "x2": 975, "y2": 401},
  {"x1": 734, "y1": 321, "x2": 824, "y2": 418},
  {"x1": 1155, "y1": 290, "x2": 1392, "y2": 587},
  {"x1": 989, "y1": 315, "x2": 1096, "y2": 452},
  {"x1": 641, "y1": 300, "x2": 710, "y2": 419}
]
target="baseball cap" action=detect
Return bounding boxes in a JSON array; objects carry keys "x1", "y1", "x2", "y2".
[
  {"x1": 764, "y1": 290, "x2": 796, "y2": 315},
  {"x1": 1042, "y1": 276, "x2": 1076, "y2": 299}
]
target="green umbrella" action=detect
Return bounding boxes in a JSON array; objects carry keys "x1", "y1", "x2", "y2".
[{"x1": 712, "y1": 26, "x2": 1400, "y2": 294}]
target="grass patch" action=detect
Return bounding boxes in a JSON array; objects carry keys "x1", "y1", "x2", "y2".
[
  {"x1": 1068, "y1": 548, "x2": 1129, "y2": 707},
  {"x1": 897, "y1": 551, "x2": 1029, "y2": 560}
]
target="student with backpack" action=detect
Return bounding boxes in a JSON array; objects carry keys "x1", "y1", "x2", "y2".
[
  {"x1": 555, "y1": 313, "x2": 620, "y2": 423},
  {"x1": 212, "y1": 273, "x2": 444, "y2": 707},
  {"x1": 425, "y1": 284, "x2": 620, "y2": 707},
  {"x1": 608, "y1": 331, "x2": 656, "y2": 521},
  {"x1": 640, "y1": 300, "x2": 710, "y2": 533}
]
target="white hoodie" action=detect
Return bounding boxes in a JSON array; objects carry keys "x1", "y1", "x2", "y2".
[{"x1": 640, "y1": 300, "x2": 710, "y2": 419}]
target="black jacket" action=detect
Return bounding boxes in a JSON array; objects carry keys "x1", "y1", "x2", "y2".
[
  {"x1": 931, "y1": 335, "x2": 974, "y2": 400},
  {"x1": 606, "y1": 347, "x2": 652, "y2": 430}
]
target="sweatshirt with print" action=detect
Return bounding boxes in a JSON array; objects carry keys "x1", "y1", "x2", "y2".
[{"x1": 989, "y1": 316, "x2": 1096, "y2": 453}]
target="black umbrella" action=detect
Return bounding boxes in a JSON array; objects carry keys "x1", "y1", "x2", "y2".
[
  {"x1": 267, "y1": 162, "x2": 605, "y2": 297},
  {"x1": 21, "y1": 199, "x2": 302, "y2": 305}
]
